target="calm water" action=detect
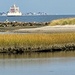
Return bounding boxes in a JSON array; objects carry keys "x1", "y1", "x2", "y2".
[
  {"x1": 1, "y1": 15, "x2": 75, "y2": 22},
  {"x1": 0, "y1": 52, "x2": 75, "y2": 75}
]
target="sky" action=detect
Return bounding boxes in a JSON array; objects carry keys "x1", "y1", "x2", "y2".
[{"x1": 0, "y1": 0, "x2": 75, "y2": 14}]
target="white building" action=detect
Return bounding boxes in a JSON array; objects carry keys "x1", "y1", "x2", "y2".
[{"x1": 7, "y1": 4, "x2": 22, "y2": 16}]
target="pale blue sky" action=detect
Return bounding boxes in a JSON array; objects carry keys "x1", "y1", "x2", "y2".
[{"x1": 1, "y1": 0, "x2": 75, "y2": 14}]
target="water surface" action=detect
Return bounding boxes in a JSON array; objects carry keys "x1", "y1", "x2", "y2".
[
  {"x1": 1, "y1": 15, "x2": 75, "y2": 22},
  {"x1": 0, "y1": 52, "x2": 75, "y2": 75}
]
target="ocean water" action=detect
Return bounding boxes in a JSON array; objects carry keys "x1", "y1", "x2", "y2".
[{"x1": 0, "y1": 15, "x2": 75, "y2": 22}]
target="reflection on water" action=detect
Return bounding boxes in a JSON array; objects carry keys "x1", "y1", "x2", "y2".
[
  {"x1": 0, "y1": 51, "x2": 75, "y2": 75},
  {"x1": 0, "y1": 51, "x2": 75, "y2": 59}
]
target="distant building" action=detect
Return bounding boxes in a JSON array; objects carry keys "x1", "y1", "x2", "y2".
[{"x1": 7, "y1": 4, "x2": 22, "y2": 16}]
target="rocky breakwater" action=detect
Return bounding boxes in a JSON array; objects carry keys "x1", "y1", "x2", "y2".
[
  {"x1": 0, "y1": 44, "x2": 75, "y2": 54},
  {"x1": 0, "y1": 21, "x2": 49, "y2": 27}
]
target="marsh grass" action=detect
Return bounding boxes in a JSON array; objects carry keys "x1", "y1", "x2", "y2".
[
  {"x1": 49, "y1": 18, "x2": 75, "y2": 25},
  {"x1": 0, "y1": 33, "x2": 75, "y2": 48}
]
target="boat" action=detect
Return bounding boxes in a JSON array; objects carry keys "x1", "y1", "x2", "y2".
[{"x1": 7, "y1": 4, "x2": 22, "y2": 16}]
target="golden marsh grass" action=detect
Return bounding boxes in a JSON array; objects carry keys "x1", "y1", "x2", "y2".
[
  {"x1": 49, "y1": 18, "x2": 75, "y2": 25},
  {"x1": 0, "y1": 33, "x2": 75, "y2": 48}
]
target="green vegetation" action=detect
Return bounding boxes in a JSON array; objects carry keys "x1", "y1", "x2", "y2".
[{"x1": 49, "y1": 18, "x2": 75, "y2": 25}]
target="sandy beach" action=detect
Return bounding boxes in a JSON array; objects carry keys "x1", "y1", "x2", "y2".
[{"x1": 13, "y1": 25, "x2": 75, "y2": 33}]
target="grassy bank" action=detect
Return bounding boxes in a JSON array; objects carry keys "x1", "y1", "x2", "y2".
[
  {"x1": 49, "y1": 18, "x2": 75, "y2": 26},
  {"x1": 0, "y1": 33, "x2": 75, "y2": 53}
]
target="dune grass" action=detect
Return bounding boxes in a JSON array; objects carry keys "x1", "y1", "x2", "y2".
[
  {"x1": 49, "y1": 18, "x2": 75, "y2": 26},
  {"x1": 0, "y1": 33, "x2": 75, "y2": 48}
]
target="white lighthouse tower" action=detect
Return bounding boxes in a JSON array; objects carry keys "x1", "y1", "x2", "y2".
[{"x1": 7, "y1": 4, "x2": 22, "y2": 16}]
